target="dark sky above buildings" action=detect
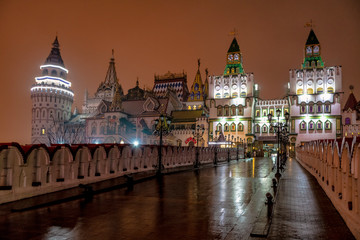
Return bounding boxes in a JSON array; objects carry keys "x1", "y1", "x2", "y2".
[{"x1": 0, "y1": 0, "x2": 359, "y2": 144}]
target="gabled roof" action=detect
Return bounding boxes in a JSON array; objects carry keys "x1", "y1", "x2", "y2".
[
  {"x1": 343, "y1": 92, "x2": 358, "y2": 111},
  {"x1": 306, "y1": 29, "x2": 320, "y2": 45},
  {"x1": 45, "y1": 36, "x2": 65, "y2": 67},
  {"x1": 228, "y1": 37, "x2": 240, "y2": 52}
]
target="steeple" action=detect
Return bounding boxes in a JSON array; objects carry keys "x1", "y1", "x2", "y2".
[
  {"x1": 343, "y1": 85, "x2": 358, "y2": 111},
  {"x1": 110, "y1": 86, "x2": 123, "y2": 111},
  {"x1": 188, "y1": 59, "x2": 204, "y2": 102},
  {"x1": 302, "y1": 29, "x2": 324, "y2": 69},
  {"x1": 45, "y1": 36, "x2": 65, "y2": 67},
  {"x1": 224, "y1": 37, "x2": 244, "y2": 75},
  {"x1": 104, "y1": 49, "x2": 118, "y2": 84}
]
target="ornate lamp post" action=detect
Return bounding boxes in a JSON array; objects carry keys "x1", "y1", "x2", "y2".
[
  {"x1": 153, "y1": 115, "x2": 172, "y2": 176},
  {"x1": 193, "y1": 124, "x2": 205, "y2": 168},
  {"x1": 268, "y1": 109, "x2": 290, "y2": 179}
]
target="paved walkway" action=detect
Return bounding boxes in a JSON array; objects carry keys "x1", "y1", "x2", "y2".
[{"x1": 264, "y1": 158, "x2": 355, "y2": 240}]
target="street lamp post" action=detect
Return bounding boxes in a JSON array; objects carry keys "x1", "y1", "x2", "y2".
[
  {"x1": 268, "y1": 110, "x2": 290, "y2": 180},
  {"x1": 153, "y1": 114, "x2": 172, "y2": 176},
  {"x1": 193, "y1": 124, "x2": 205, "y2": 169}
]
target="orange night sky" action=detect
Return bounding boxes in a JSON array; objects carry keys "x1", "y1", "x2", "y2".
[{"x1": 0, "y1": 0, "x2": 359, "y2": 144}]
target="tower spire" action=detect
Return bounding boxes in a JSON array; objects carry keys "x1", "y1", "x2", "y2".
[
  {"x1": 45, "y1": 36, "x2": 65, "y2": 67},
  {"x1": 104, "y1": 50, "x2": 118, "y2": 84}
]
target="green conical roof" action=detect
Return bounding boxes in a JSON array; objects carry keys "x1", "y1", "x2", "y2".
[
  {"x1": 228, "y1": 38, "x2": 240, "y2": 52},
  {"x1": 306, "y1": 29, "x2": 319, "y2": 45}
]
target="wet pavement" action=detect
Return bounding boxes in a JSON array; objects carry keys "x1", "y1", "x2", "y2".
[
  {"x1": 264, "y1": 158, "x2": 355, "y2": 240},
  {"x1": 0, "y1": 157, "x2": 355, "y2": 240}
]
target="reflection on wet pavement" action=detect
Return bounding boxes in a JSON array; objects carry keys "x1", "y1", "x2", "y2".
[{"x1": 0, "y1": 158, "x2": 274, "y2": 239}]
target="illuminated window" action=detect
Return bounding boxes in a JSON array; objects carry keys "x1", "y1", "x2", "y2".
[
  {"x1": 262, "y1": 125, "x2": 268, "y2": 133},
  {"x1": 231, "y1": 123, "x2": 236, "y2": 131},
  {"x1": 224, "y1": 123, "x2": 229, "y2": 132},
  {"x1": 230, "y1": 105, "x2": 236, "y2": 116},
  {"x1": 324, "y1": 104, "x2": 331, "y2": 113},
  {"x1": 262, "y1": 109, "x2": 267, "y2": 117},
  {"x1": 316, "y1": 121, "x2": 323, "y2": 130},
  {"x1": 240, "y1": 91, "x2": 246, "y2": 97},
  {"x1": 255, "y1": 110, "x2": 260, "y2": 117},
  {"x1": 238, "y1": 123, "x2": 244, "y2": 132},
  {"x1": 238, "y1": 106, "x2": 243, "y2": 116},
  {"x1": 41, "y1": 128, "x2": 46, "y2": 135},
  {"x1": 194, "y1": 83, "x2": 199, "y2": 91},
  {"x1": 297, "y1": 88, "x2": 303, "y2": 95},
  {"x1": 254, "y1": 124, "x2": 260, "y2": 133},
  {"x1": 270, "y1": 109, "x2": 274, "y2": 116},
  {"x1": 224, "y1": 106, "x2": 229, "y2": 116},
  {"x1": 309, "y1": 120, "x2": 315, "y2": 130},
  {"x1": 193, "y1": 105, "x2": 197, "y2": 110},
  {"x1": 217, "y1": 106, "x2": 223, "y2": 116},
  {"x1": 316, "y1": 104, "x2": 322, "y2": 113},
  {"x1": 232, "y1": 92, "x2": 238, "y2": 98},
  {"x1": 300, "y1": 121, "x2": 306, "y2": 131},
  {"x1": 217, "y1": 123, "x2": 222, "y2": 132},
  {"x1": 215, "y1": 93, "x2": 221, "y2": 99},
  {"x1": 300, "y1": 105, "x2": 306, "y2": 114},
  {"x1": 327, "y1": 87, "x2": 334, "y2": 93},
  {"x1": 307, "y1": 88, "x2": 314, "y2": 94},
  {"x1": 196, "y1": 92, "x2": 200, "y2": 99},
  {"x1": 188, "y1": 106, "x2": 191, "y2": 110},
  {"x1": 317, "y1": 87, "x2": 323, "y2": 93},
  {"x1": 308, "y1": 104, "x2": 314, "y2": 114},
  {"x1": 325, "y1": 120, "x2": 332, "y2": 130},
  {"x1": 224, "y1": 92, "x2": 230, "y2": 98}
]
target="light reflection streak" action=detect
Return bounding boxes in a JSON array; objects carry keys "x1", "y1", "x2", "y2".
[{"x1": 252, "y1": 157, "x2": 255, "y2": 178}]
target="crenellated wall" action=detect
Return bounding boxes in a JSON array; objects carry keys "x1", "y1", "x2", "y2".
[
  {"x1": 0, "y1": 143, "x2": 239, "y2": 206},
  {"x1": 296, "y1": 137, "x2": 360, "y2": 239}
]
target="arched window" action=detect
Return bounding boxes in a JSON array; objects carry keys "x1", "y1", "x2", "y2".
[
  {"x1": 42, "y1": 69, "x2": 48, "y2": 75},
  {"x1": 254, "y1": 124, "x2": 260, "y2": 133},
  {"x1": 190, "y1": 92, "x2": 194, "y2": 100},
  {"x1": 238, "y1": 106, "x2": 243, "y2": 116},
  {"x1": 300, "y1": 121, "x2": 306, "y2": 131},
  {"x1": 317, "y1": 87, "x2": 323, "y2": 93},
  {"x1": 324, "y1": 104, "x2": 331, "y2": 113},
  {"x1": 308, "y1": 120, "x2": 315, "y2": 130},
  {"x1": 262, "y1": 124, "x2": 268, "y2": 133},
  {"x1": 224, "y1": 123, "x2": 229, "y2": 132},
  {"x1": 232, "y1": 92, "x2": 238, "y2": 98},
  {"x1": 224, "y1": 92, "x2": 230, "y2": 98},
  {"x1": 216, "y1": 123, "x2": 222, "y2": 132},
  {"x1": 327, "y1": 87, "x2": 334, "y2": 93},
  {"x1": 308, "y1": 104, "x2": 314, "y2": 114},
  {"x1": 215, "y1": 93, "x2": 221, "y2": 99},
  {"x1": 316, "y1": 121, "x2": 323, "y2": 130},
  {"x1": 194, "y1": 83, "x2": 199, "y2": 91},
  {"x1": 230, "y1": 105, "x2": 236, "y2": 116},
  {"x1": 325, "y1": 120, "x2": 332, "y2": 130},
  {"x1": 91, "y1": 125, "x2": 97, "y2": 135},
  {"x1": 240, "y1": 91, "x2": 246, "y2": 97},
  {"x1": 51, "y1": 70, "x2": 57, "y2": 76},
  {"x1": 316, "y1": 104, "x2": 322, "y2": 113},
  {"x1": 297, "y1": 88, "x2": 303, "y2": 95},
  {"x1": 224, "y1": 106, "x2": 229, "y2": 116},
  {"x1": 217, "y1": 106, "x2": 223, "y2": 116},
  {"x1": 307, "y1": 88, "x2": 314, "y2": 94},
  {"x1": 238, "y1": 123, "x2": 244, "y2": 132},
  {"x1": 300, "y1": 105, "x2": 306, "y2": 114},
  {"x1": 196, "y1": 92, "x2": 200, "y2": 99}
]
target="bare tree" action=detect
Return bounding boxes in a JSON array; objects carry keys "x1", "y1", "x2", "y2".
[{"x1": 47, "y1": 117, "x2": 85, "y2": 145}]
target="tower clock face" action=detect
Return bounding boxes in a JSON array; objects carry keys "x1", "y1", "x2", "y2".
[
  {"x1": 228, "y1": 54, "x2": 233, "y2": 61},
  {"x1": 313, "y1": 45, "x2": 319, "y2": 54},
  {"x1": 234, "y1": 54, "x2": 239, "y2": 61},
  {"x1": 306, "y1": 46, "x2": 312, "y2": 55}
]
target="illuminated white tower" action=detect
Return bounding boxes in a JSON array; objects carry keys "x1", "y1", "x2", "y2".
[{"x1": 30, "y1": 36, "x2": 74, "y2": 145}]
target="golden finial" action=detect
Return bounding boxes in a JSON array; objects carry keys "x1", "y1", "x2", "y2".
[
  {"x1": 304, "y1": 19, "x2": 314, "y2": 28},
  {"x1": 229, "y1": 28, "x2": 238, "y2": 37}
]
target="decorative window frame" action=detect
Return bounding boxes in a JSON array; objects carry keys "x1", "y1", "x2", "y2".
[
  {"x1": 325, "y1": 120, "x2": 332, "y2": 130},
  {"x1": 300, "y1": 120, "x2": 307, "y2": 131},
  {"x1": 230, "y1": 105, "x2": 236, "y2": 116},
  {"x1": 316, "y1": 120, "x2": 323, "y2": 130},
  {"x1": 300, "y1": 104, "x2": 307, "y2": 114},
  {"x1": 262, "y1": 109, "x2": 268, "y2": 117},
  {"x1": 217, "y1": 106, "x2": 223, "y2": 116},
  {"x1": 238, "y1": 106, "x2": 244, "y2": 116},
  {"x1": 324, "y1": 104, "x2": 331, "y2": 113},
  {"x1": 254, "y1": 124, "x2": 260, "y2": 133},
  {"x1": 308, "y1": 120, "x2": 315, "y2": 130},
  {"x1": 216, "y1": 123, "x2": 222, "y2": 132},
  {"x1": 255, "y1": 110, "x2": 260, "y2": 117},
  {"x1": 231, "y1": 123, "x2": 236, "y2": 132},
  {"x1": 308, "y1": 103, "x2": 315, "y2": 114},
  {"x1": 224, "y1": 105, "x2": 230, "y2": 116},
  {"x1": 262, "y1": 124, "x2": 268, "y2": 133},
  {"x1": 224, "y1": 123, "x2": 229, "y2": 132},
  {"x1": 316, "y1": 103, "x2": 322, "y2": 113},
  {"x1": 238, "y1": 123, "x2": 244, "y2": 132}
]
